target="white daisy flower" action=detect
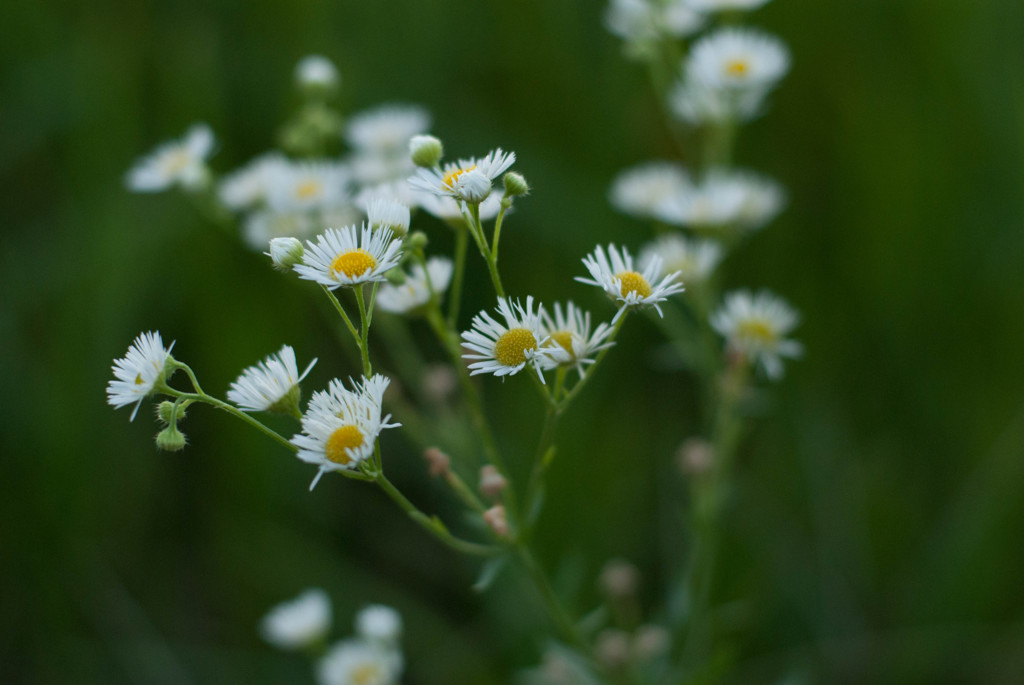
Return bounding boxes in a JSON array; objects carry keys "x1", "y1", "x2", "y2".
[
  {"x1": 218, "y1": 153, "x2": 286, "y2": 211},
  {"x1": 687, "y1": 28, "x2": 790, "y2": 93},
  {"x1": 294, "y1": 224, "x2": 403, "y2": 290},
  {"x1": 609, "y1": 162, "x2": 693, "y2": 220},
  {"x1": 364, "y1": 196, "x2": 411, "y2": 237},
  {"x1": 126, "y1": 124, "x2": 215, "y2": 192},
  {"x1": 414, "y1": 190, "x2": 503, "y2": 223},
  {"x1": 576, "y1": 244, "x2": 685, "y2": 319},
  {"x1": 639, "y1": 234, "x2": 723, "y2": 284},
  {"x1": 355, "y1": 181, "x2": 422, "y2": 213},
  {"x1": 317, "y1": 639, "x2": 403, "y2": 685},
  {"x1": 409, "y1": 148, "x2": 516, "y2": 204},
  {"x1": 669, "y1": 78, "x2": 767, "y2": 125},
  {"x1": 266, "y1": 160, "x2": 350, "y2": 213},
  {"x1": 107, "y1": 331, "x2": 175, "y2": 421},
  {"x1": 605, "y1": 0, "x2": 704, "y2": 44},
  {"x1": 376, "y1": 257, "x2": 453, "y2": 314},
  {"x1": 295, "y1": 55, "x2": 340, "y2": 90},
  {"x1": 227, "y1": 345, "x2": 317, "y2": 414},
  {"x1": 260, "y1": 588, "x2": 332, "y2": 650},
  {"x1": 711, "y1": 289, "x2": 802, "y2": 379},
  {"x1": 292, "y1": 374, "x2": 400, "y2": 489},
  {"x1": 461, "y1": 297, "x2": 549, "y2": 381},
  {"x1": 355, "y1": 605, "x2": 403, "y2": 644},
  {"x1": 538, "y1": 302, "x2": 615, "y2": 376},
  {"x1": 688, "y1": 0, "x2": 771, "y2": 11},
  {"x1": 242, "y1": 210, "x2": 316, "y2": 251},
  {"x1": 656, "y1": 170, "x2": 785, "y2": 229},
  {"x1": 732, "y1": 172, "x2": 786, "y2": 230},
  {"x1": 348, "y1": 149, "x2": 417, "y2": 186},
  {"x1": 345, "y1": 104, "x2": 431, "y2": 155}
]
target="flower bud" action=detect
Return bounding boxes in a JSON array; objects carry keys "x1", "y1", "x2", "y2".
[
  {"x1": 483, "y1": 505, "x2": 508, "y2": 537},
  {"x1": 295, "y1": 55, "x2": 340, "y2": 94},
  {"x1": 676, "y1": 437, "x2": 714, "y2": 476},
  {"x1": 422, "y1": 364, "x2": 457, "y2": 404},
  {"x1": 405, "y1": 230, "x2": 429, "y2": 252},
  {"x1": 156, "y1": 401, "x2": 186, "y2": 425},
  {"x1": 385, "y1": 266, "x2": 407, "y2": 286},
  {"x1": 502, "y1": 171, "x2": 529, "y2": 197},
  {"x1": 632, "y1": 625, "x2": 670, "y2": 661},
  {"x1": 423, "y1": 447, "x2": 450, "y2": 477},
  {"x1": 454, "y1": 169, "x2": 492, "y2": 203},
  {"x1": 267, "y1": 237, "x2": 304, "y2": 272},
  {"x1": 409, "y1": 135, "x2": 443, "y2": 168},
  {"x1": 599, "y1": 558, "x2": 639, "y2": 599},
  {"x1": 479, "y1": 465, "x2": 508, "y2": 500},
  {"x1": 595, "y1": 629, "x2": 630, "y2": 669},
  {"x1": 155, "y1": 424, "x2": 187, "y2": 452}
]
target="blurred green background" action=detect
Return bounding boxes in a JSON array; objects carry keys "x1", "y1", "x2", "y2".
[{"x1": 3, "y1": 0, "x2": 1024, "y2": 682}]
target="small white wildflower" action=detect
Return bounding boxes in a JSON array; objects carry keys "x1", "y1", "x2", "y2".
[
  {"x1": 605, "y1": 0, "x2": 704, "y2": 44},
  {"x1": 365, "y1": 196, "x2": 411, "y2": 237},
  {"x1": 711, "y1": 289, "x2": 802, "y2": 379},
  {"x1": 292, "y1": 375, "x2": 400, "y2": 489},
  {"x1": 639, "y1": 234, "x2": 723, "y2": 284},
  {"x1": 656, "y1": 170, "x2": 784, "y2": 229},
  {"x1": 317, "y1": 639, "x2": 403, "y2": 685},
  {"x1": 409, "y1": 148, "x2": 516, "y2": 204},
  {"x1": 266, "y1": 160, "x2": 350, "y2": 213},
  {"x1": 355, "y1": 605, "x2": 403, "y2": 644},
  {"x1": 669, "y1": 78, "x2": 767, "y2": 125},
  {"x1": 346, "y1": 104, "x2": 431, "y2": 155},
  {"x1": 687, "y1": 28, "x2": 790, "y2": 92},
  {"x1": 462, "y1": 297, "x2": 548, "y2": 382},
  {"x1": 688, "y1": 0, "x2": 771, "y2": 11},
  {"x1": 538, "y1": 302, "x2": 615, "y2": 376},
  {"x1": 577, "y1": 244, "x2": 684, "y2": 320},
  {"x1": 376, "y1": 257, "x2": 453, "y2": 314},
  {"x1": 227, "y1": 345, "x2": 317, "y2": 414},
  {"x1": 294, "y1": 224, "x2": 403, "y2": 290},
  {"x1": 126, "y1": 124, "x2": 214, "y2": 192},
  {"x1": 218, "y1": 154, "x2": 286, "y2": 211},
  {"x1": 414, "y1": 190, "x2": 503, "y2": 223},
  {"x1": 243, "y1": 210, "x2": 316, "y2": 251},
  {"x1": 295, "y1": 55, "x2": 340, "y2": 91},
  {"x1": 107, "y1": 332, "x2": 175, "y2": 421},
  {"x1": 260, "y1": 588, "x2": 332, "y2": 650},
  {"x1": 609, "y1": 162, "x2": 692, "y2": 220}
]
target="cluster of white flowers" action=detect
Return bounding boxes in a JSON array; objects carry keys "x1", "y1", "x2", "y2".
[
  {"x1": 604, "y1": 0, "x2": 801, "y2": 379},
  {"x1": 261, "y1": 591, "x2": 404, "y2": 685}
]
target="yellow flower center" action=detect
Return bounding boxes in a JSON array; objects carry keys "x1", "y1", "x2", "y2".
[
  {"x1": 331, "y1": 248, "x2": 377, "y2": 279},
  {"x1": 548, "y1": 330, "x2": 575, "y2": 354},
  {"x1": 162, "y1": 149, "x2": 190, "y2": 175},
  {"x1": 325, "y1": 424, "x2": 364, "y2": 465},
  {"x1": 295, "y1": 179, "x2": 322, "y2": 199},
  {"x1": 736, "y1": 318, "x2": 777, "y2": 345},
  {"x1": 493, "y1": 327, "x2": 537, "y2": 367},
  {"x1": 351, "y1": 664, "x2": 381, "y2": 685},
  {"x1": 616, "y1": 271, "x2": 652, "y2": 298},
  {"x1": 442, "y1": 164, "x2": 476, "y2": 190},
  {"x1": 725, "y1": 59, "x2": 750, "y2": 77}
]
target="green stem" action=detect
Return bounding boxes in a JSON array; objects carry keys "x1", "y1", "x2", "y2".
[
  {"x1": 447, "y1": 225, "x2": 469, "y2": 327},
  {"x1": 424, "y1": 303, "x2": 520, "y2": 524},
  {"x1": 556, "y1": 311, "x2": 629, "y2": 413},
  {"x1": 166, "y1": 389, "x2": 296, "y2": 453},
  {"x1": 491, "y1": 199, "x2": 509, "y2": 261},
  {"x1": 355, "y1": 284, "x2": 373, "y2": 376},
  {"x1": 321, "y1": 285, "x2": 361, "y2": 347},
  {"x1": 513, "y1": 545, "x2": 588, "y2": 651},
  {"x1": 375, "y1": 470, "x2": 500, "y2": 557}
]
